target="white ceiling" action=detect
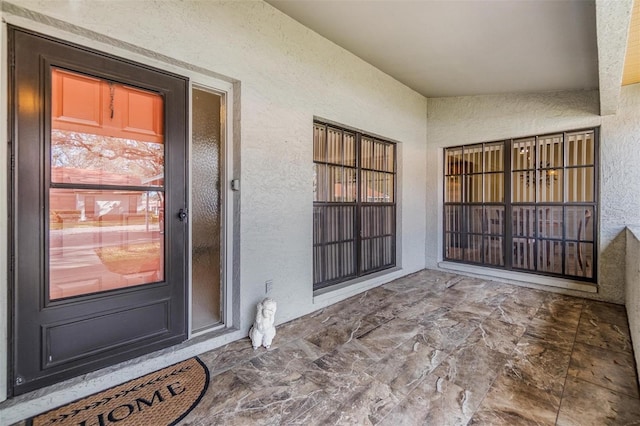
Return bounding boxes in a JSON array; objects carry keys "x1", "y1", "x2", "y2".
[{"x1": 267, "y1": 0, "x2": 599, "y2": 98}]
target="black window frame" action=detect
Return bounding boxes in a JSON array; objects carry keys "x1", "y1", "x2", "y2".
[
  {"x1": 313, "y1": 120, "x2": 397, "y2": 290},
  {"x1": 443, "y1": 127, "x2": 598, "y2": 283}
]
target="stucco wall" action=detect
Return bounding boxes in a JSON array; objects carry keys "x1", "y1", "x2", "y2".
[
  {"x1": 626, "y1": 227, "x2": 640, "y2": 386},
  {"x1": 0, "y1": 0, "x2": 428, "y2": 411},
  {"x1": 1, "y1": 0, "x2": 427, "y2": 323},
  {"x1": 427, "y1": 85, "x2": 640, "y2": 304}
]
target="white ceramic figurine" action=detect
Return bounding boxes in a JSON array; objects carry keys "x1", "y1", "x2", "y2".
[{"x1": 249, "y1": 298, "x2": 277, "y2": 349}]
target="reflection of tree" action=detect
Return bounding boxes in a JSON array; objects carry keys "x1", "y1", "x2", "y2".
[{"x1": 51, "y1": 130, "x2": 163, "y2": 180}]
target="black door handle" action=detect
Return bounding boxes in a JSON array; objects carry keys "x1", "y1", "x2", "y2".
[{"x1": 178, "y1": 208, "x2": 188, "y2": 223}]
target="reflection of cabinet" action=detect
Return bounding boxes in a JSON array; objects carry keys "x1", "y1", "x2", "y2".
[{"x1": 52, "y1": 68, "x2": 163, "y2": 143}]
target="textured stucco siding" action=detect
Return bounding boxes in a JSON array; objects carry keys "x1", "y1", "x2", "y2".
[
  {"x1": 599, "y1": 84, "x2": 640, "y2": 303},
  {"x1": 0, "y1": 0, "x2": 427, "y2": 327},
  {"x1": 0, "y1": 0, "x2": 428, "y2": 411},
  {"x1": 626, "y1": 227, "x2": 640, "y2": 387},
  {"x1": 427, "y1": 85, "x2": 640, "y2": 304}
]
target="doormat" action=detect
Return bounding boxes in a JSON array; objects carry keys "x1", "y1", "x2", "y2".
[{"x1": 30, "y1": 357, "x2": 209, "y2": 426}]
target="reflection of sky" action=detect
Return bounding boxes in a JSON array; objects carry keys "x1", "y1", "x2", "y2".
[{"x1": 51, "y1": 130, "x2": 163, "y2": 179}]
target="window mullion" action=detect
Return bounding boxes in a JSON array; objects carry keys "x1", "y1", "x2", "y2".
[
  {"x1": 355, "y1": 132, "x2": 362, "y2": 276},
  {"x1": 504, "y1": 139, "x2": 513, "y2": 269}
]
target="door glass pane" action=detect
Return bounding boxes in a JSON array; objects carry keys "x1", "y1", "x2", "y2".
[
  {"x1": 49, "y1": 189, "x2": 163, "y2": 300},
  {"x1": 51, "y1": 130, "x2": 164, "y2": 186},
  {"x1": 51, "y1": 68, "x2": 164, "y2": 186},
  {"x1": 49, "y1": 68, "x2": 164, "y2": 300}
]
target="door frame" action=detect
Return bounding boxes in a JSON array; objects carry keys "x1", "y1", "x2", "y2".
[
  {"x1": 9, "y1": 26, "x2": 190, "y2": 396},
  {"x1": 187, "y1": 81, "x2": 236, "y2": 336},
  {"x1": 2, "y1": 18, "x2": 239, "y2": 400}
]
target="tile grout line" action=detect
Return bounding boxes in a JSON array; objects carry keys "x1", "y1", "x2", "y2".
[
  {"x1": 553, "y1": 300, "x2": 586, "y2": 425},
  {"x1": 463, "y1": 303, "x2": 527, "y2": 424}
]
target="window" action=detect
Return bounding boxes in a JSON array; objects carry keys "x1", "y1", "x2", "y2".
[
  {"x1": 313, "y1": 121, "x2": 396, "y2": 290},
  {"x1": 444, "y1": 129, "x2": 597, "y2": 281}
]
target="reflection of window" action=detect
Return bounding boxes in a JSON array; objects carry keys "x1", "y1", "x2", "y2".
[
  {"x1": 444, "y1": 129, "x2": 597, "y2": 281},
  {"x1": 313, "y1": 121, "x2": 396, "y2": 290}
]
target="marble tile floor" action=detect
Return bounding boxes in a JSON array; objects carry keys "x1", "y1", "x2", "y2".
[
  {"x1": 178, "y1": 270, "x2": 640, "y2": 425},
  {"x1": 16, "y1": 269, "x2": 639, "y2": 425}
]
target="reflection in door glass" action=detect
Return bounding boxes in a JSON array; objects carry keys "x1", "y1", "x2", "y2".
[
  {"x1": 49, "y1": 68, "x2": 164, "y2": 300},
  {"x1": 49, "y1": 189, "x2": 164, "y2": 299}
]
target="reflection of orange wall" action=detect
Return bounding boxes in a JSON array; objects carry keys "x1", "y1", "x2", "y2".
[
  {"x1": 50, "y1": 189, "x2": 76, "y2": 211},
  {"x1": 52, "y1": 68, "x2": 163, "y2": 143},
  {"x1": 52, "y1": 167, "x2": 142, "y2": 186}
]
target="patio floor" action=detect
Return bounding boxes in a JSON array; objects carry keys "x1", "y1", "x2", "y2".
[{"x1": 178, "y1": 269, "x2": 640, "y2": 425}]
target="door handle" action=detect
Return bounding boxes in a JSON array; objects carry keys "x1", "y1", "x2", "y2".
[{"x1": 178, "y1": 208, "x2": 188, "y2": 223}]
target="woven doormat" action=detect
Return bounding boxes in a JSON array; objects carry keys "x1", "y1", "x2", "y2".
[{"x1": 30, "y1": 357, "x2": 209, "y2": 426}]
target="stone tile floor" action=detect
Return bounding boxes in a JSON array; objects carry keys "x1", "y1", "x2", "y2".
[{"x1": 187, "y1": 270, "x2": 640, "y2": 424}]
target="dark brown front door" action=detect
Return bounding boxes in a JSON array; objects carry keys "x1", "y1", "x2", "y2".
[{"x1": 10, "y1": 28, "x2": 188, "y2": 395}]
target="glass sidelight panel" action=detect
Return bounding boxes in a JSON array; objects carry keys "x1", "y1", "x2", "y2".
[{"x1": 191, "y1": 87, "x2": 222, "y2": 331}]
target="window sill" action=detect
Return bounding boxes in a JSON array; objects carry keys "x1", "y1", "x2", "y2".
[
  {"x1": 313, "y1": 266, "x2": 402, "y2": 305},
  {"x1": 437, "y1": 261, "x2": 597, "y2": 293}
]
